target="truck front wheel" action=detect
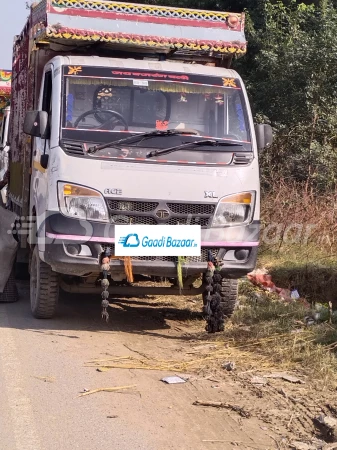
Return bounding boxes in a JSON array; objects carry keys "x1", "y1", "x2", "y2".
[
  {"x1": 220, "y1": 278, "x2": 239, "y2": 318},
  {"x1": 30, "y1": 247, "x2": 59, "y2": 319}
]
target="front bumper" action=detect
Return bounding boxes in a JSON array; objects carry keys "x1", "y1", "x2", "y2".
[
  {"x1": 44, "y1": 241, "x2": 258, "y2": 278},
  {"x1": 43, "y1": 213, "x2": 259, "y2": 278}
]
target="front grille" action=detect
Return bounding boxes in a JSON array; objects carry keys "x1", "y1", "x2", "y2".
[
  {"x1": 167, "y1": 203, "x2": 215, "y2": 215},
  {"x1": 167, "y1": 217, "x2": 211, "y2": 227},
  {"x1": 101, "y1": 244, "x2": 219, "y2": 264},
  {"x1": 189, "y1": 247, "x2": 218, "y2": 263},
  {"x1": 111, "y1": 215, "x2": 157, "y2": 225},
  {"x1": 106, "y1": 198, "x2": 215, "y2": 228},
  {"x1": 107, "y1": 200, "x2": 158, "y2": 213}
]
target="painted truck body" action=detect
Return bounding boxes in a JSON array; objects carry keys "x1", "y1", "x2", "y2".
[
  {"x1": 0, "y1": 70, "x2": 12, "y2": 205},
  {"x1": 8, "y1": 0, "x2": 271, "y2": 320}
]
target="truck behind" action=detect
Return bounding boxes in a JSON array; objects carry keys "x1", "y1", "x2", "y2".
[{"x1": 0, "y1": 70, "x2": 11, "y2": 206}]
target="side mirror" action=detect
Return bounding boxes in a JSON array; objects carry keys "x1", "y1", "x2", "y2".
[
  {"x1": 23, "y1": 111, "x2": 49, "y2": 138},
  {"x1": 254, "y1": 124, "x2": 273, "y2": 150}
]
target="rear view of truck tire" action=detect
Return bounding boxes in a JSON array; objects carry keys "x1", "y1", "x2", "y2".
[{"x1": 7, "y1": 0, "x2": 272, "y2": 330}]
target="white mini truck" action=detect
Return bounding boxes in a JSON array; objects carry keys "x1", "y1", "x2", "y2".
[{"x1": 8, "y1": 0, "x2": 272, "y2": 328}]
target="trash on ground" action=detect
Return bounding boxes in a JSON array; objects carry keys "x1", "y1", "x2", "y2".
[
  {"x1": 222, "y1": 361, "x2": 235, "y2": 371},
  {"x1": 107, "y1": 415, "x2": 118, "y2": 419},
  {"x1": 161, "y1": 376, "x2": 187, "y2": 384},
  {"x1": 247, "y1": 269, "x2": 310, "y2": 307},
  {"x1": 291, "y1": 289, "x2": 300, "y2": 300},
  {"x1": 314, "y1": 415, "x2": 337, "y2": 443},
  {"x1": 264, "y1": 372, "x2": 305, "y2": 384},
  {"x1": 305, "y1": 316, "x2": 316, "y2": 326},
  {"x1": 251, "y1": 376, "x2": 268, "y2": 386},
  {"x1": 78, "y1": 385, "x2": 137, "y2": 397},
  {"x1": 319, "y1": 415, "x2": 337, "y2": 428},
  {"x1": 193, "y1": 400, "x2": 251, "y2": 418}
]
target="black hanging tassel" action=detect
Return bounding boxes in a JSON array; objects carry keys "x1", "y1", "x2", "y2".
[{"x1": 213, "y1": 272, "x2": 222, "y2": 283}]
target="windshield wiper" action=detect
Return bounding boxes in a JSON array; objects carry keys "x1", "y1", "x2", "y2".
[
  {"x1": 87, "y1": 129, "x2": 199, "y2": 154},
  {"x1": 146, "y1": 139, "x2": 242, "y2": 158}
]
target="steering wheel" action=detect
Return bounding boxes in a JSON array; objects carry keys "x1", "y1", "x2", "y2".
[{"x1": 74, "y1": 109, "x2": 128, "y2": 131}]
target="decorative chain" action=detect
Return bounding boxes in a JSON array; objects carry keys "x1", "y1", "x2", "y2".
[
  {"x1": 98, "y1": 247, "x2": 225, "y2": 332},
  {"x1": 100, "y1": 249, "x2": 111, "y2": 322},
  {"x1": 203, "y1": 251, "x2": 225, "y2": 333}
]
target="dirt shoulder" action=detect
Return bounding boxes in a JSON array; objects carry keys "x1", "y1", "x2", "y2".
[{"x1": 1, "y1": 281, "x2": 336, "y2": 450}]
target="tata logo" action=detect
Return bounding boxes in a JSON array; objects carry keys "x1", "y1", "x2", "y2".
[
  {"x1": 155, "y1": 209, "x2": 170, "y2": 219},
  {"x1": 104, "y1": 188, "x2": 122, "y2": 196},
  {"x1": 204, "y1": 191, "x2": 218, "y2": 198}
]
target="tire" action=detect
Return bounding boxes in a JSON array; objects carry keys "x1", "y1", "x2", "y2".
[
  {"x1": 220, "y1": 278, "x2": 239, "y2": 318},
  {"x1": 0, "y1": 269, "x2": 19, "y2": 303},
  {"x1": 30, "y1": 246, "x2": 59, "y2": 319}
]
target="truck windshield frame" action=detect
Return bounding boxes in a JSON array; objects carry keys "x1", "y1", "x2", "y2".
[{"x1": 60, "y1": 65, "x2": 252, "y2": 164}]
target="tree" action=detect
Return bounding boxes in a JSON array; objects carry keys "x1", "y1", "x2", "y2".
[{"x1": 235, "y1": 1, "x2": 337, "y2": 191}]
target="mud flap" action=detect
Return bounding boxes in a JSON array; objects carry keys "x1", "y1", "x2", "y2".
[{"x1": 0, "y1": 207, "x2": 19, "y2": 293}]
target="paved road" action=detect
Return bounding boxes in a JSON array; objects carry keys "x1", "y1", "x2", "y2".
[{"x1": 0, "y1": 282, "x2": 274, "y2": 450}]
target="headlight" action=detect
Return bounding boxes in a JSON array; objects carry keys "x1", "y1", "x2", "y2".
[
  {"x1": 211, "y1": 191, "x2": 255, "y2": 227},
  {"x1": 58, "y1": 182, "x2": 109, "y2": 222}
]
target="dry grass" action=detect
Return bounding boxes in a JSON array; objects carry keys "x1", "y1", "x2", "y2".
[
  {"x1": 88, "y1": 282, "x2": 337, "y2": 389},
  {"x1": 260, "y1": 181, "x2": 337, "y2": 303},
  {"x1": 261, "y1": 180, "x2": 337, "y2": 253}
]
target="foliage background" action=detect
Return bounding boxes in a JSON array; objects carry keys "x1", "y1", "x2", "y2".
[{"x1": 141, "y1": 0, "x2": 337, "y2": 192}]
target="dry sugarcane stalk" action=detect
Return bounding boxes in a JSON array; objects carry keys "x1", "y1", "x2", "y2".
[{"x1": 78, "y1": 385, "x2": 137, "y2": 397}]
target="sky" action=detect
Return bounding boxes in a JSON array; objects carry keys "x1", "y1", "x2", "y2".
[{"x1": 0, "y1": 1, "x2": 30, "y2": 69}]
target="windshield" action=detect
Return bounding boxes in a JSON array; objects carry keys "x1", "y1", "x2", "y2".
[{"x1": 61, "y1": 65, "x2": 251, "y2": 163}]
